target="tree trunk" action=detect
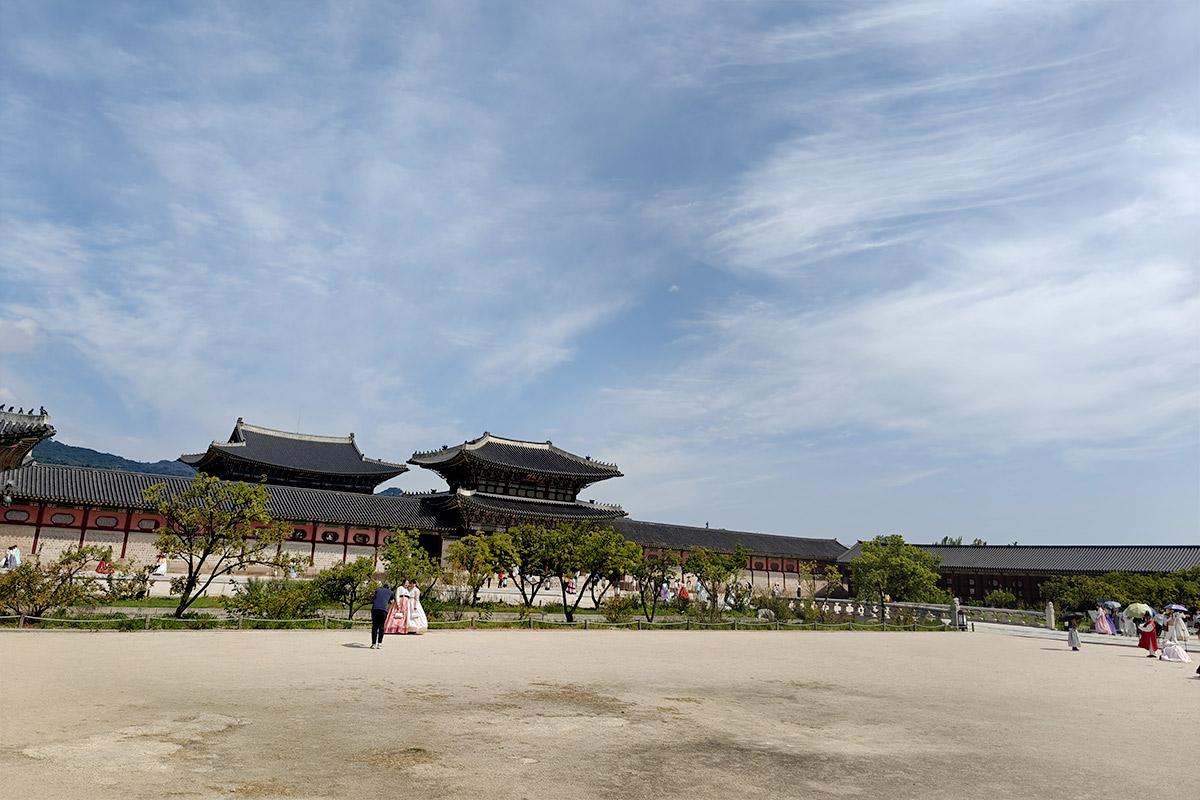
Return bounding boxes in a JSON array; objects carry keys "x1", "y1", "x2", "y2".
[
  {"x1": 174, "y1": 575, "x2": 198, "y2": 618},
  {"x1": 560, "y1": 579, "x2": 573, "y2": 622}
]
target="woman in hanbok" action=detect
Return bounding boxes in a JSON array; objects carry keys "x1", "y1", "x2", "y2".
[
  {"x1": 404, "y1": 580, "x2": 428, "y2": 635},
  {"x1": 1167, "y1": 611, "x2": 1190, "y2": 643},
  {"x1": 1159, "y1": 639, "x2": 1192, "y2": 663},
  {"x1": 1137, "y1": 613, "x2": 1158, "y2": 658},
  {"x1": 1066, "y1": 618, "x2": 1081, "y2": 651},
  {"x1": 384, "y1": 583, "x2": 410, "y2": 635},
  {"x1": 1093, "y1": 606, "x2": 1115, "y2": 635}
]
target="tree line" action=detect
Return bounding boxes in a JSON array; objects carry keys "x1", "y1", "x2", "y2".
[{"x1": 15, "y1": 473, "x2": 1182, "y2": 625}]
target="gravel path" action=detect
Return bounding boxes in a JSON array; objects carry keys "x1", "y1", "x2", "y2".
[{"x1": 2, "y1": 628, "x2": 1195, "y2": 799}]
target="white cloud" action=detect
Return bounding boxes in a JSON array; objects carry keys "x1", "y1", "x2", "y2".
[
  {"x1": 0, "y1": 317, "x2": 38, "y2": 353},
  {"x1": 610, "y1": 156, "x2": 1200, "y2": 455}
]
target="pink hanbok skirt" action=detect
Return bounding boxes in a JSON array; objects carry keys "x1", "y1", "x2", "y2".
[{"x1": 384, "y1": 598, "x2": 409, "y2": 635}]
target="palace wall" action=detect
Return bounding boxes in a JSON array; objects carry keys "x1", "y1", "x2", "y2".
[{"x1": 2, "y1": 501, "x2": 842, "y2": 603}]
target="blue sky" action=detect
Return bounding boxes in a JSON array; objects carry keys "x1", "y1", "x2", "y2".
[{"x1": 1, "y1": 1, "x2": 1196, "y2": 544}]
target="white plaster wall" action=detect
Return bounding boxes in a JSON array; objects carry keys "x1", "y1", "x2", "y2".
[
  {"x1": 0, "y1": 524, "x2": 36, "y2": 560},
  {"x1": 123, "y1": 532, "x2": 161, "y2": 568},
  {"x1": 81, "y1": 530, "x2": 123, "y2": 556},
  {"x1": 344, "y1": 545, "x2": 375, "y2": 566},
  {"x1": 311, "y1": 543, "x2": 344, "y2": 571},
  {"x1": 32, "y1": 529, "x2": 79, "y2": 562}
]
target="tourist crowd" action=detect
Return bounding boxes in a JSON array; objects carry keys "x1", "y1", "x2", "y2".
[{"x1": 1067, "y1": 601, "x2": 1195, "y2": 672}]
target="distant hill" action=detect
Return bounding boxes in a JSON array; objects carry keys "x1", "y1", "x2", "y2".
[
  {"x1": 30, "y1": 439, "x2": 196, "y2": 477},
  {"x1": 26, "y1": 441, "x2": 421, "y2": 492}
]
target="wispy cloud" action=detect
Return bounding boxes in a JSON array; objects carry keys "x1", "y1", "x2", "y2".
[{"x1": 0, "y1": 2, "x2": 1195, "y2": 542}]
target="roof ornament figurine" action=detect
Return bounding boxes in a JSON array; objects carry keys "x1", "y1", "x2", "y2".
[{"x1": 0, "y1": 404, "x2": 56, "y2": 471}]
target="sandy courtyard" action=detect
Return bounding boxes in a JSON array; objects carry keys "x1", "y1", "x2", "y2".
[{"x1": 1, "y1": 629, "x2": 1195, "y2": 799}]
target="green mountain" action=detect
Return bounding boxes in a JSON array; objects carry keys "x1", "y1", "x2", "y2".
[
  {"x1": 28, "y1": 441, "x2": 415, "y2": 495},
  {"x1": 31, "y1": 439, "x2": 196, "y2": 477}
]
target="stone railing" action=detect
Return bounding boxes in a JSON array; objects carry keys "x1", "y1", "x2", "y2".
[
  {"x1": 810, "y1": 600, "x2": 946, "y2": 625},
  {"x1": 958, "y1": 604, "x2": 1046, "y2": 627},
  {"x1": 888, "y1": 600, "x2": 1046, "y2": 628},
  {"x1": 809, "y1": 600, "x2": 1046, "y2": 628}
]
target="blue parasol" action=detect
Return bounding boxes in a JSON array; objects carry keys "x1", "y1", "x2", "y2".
[{"x1": 1165, "y1": 604, "x2": 1188, "y2": 612}]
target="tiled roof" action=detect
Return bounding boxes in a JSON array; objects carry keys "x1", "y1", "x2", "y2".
[
  {"x1": 836, "y1": 542, "x2": 1200, "y2": 574},
  {"x1": 410, "y1": 433, "x2": 621, "y2": 479},
  {"x1": 2, "y1": 463, "x2": 457, "y2": 530},
  {"x1": 180, "y1": 419, "x2": 407, "y2": 477},
  {"x1": 0, "y1": 407, "x2": 55, "y2": 443},
  {"x1": 448, "y1": 488, "x2": 626, "y2": 520},
  {"x1": 612, "y1": 519, "x2": 847, "y2": 561},
  {"x1": 0, "y1": 407, "x2": 56, "y2": 470}
]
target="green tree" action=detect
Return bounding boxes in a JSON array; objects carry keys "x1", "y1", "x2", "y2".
[
  {"x1": 145, "y1": 473, "x2": 293, "y2": 618},
  {"x1": 0, "y1": 545, "x2": 111, "y2": 618},
  {"x1": 685, "y1": 546, "x2": 750, "y2": 621},
  {"x1": 632, "y1": 550, "x2": 678, "y2": 622},
  {"x1": 446, "y1": 533, "x2": 512, "y2": 606},
  {"x1": 937, "y1": 536, "x2": 986, "y2": 546},
  {"x1": 849, "y1": 535, "x2": 947, "y2": 621},
  {"x1": 223, "y1": 577, "x2": 320, "y2": 619},
  {"x1": 796, "y1": 561, "x2": 842, "y2": 621},
  {"x1": 1040, "y1": 567, "x2": 1200, "y2": 613},
  {"x1": 493, "y1": 523, "x2": 555, "y2": 609},
  {"x1": 542, "y1": 523, "x2": 641, "y2": 622},
  {"x1": 311, "y1": 557, "x2": 379, "y2": 619},
  {"x1": 378, "y1": 529, "x2": 442, "y2": 594},
  {"x1": 982, "y1": 589, "x2": 1018, "y2": 609}
]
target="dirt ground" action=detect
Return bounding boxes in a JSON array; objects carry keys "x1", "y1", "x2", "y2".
[{"x1": 1, "y1": 629, "x2": 1195, "y2": 799}]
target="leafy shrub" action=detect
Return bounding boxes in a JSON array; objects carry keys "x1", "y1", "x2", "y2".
[
  {"x1": 982, "y1": 589, "x2": 1018, "y2": 609},
  {"x1": 222, "y1": 578, "x2": 320, "y2": 620},
  {"x1": 725, "y1": 582, "x2": 754, "y2": 613},
  {"x1": 750, "y1": 593, "x2": 795, "y2": 622},
  {"x1": 1041, "y1": 568, "x2": 1200, "y2": 613},
  {"x1": 151, "y1": 613, "x2": 220, "y2": 630},
  {"x1": 601, "y1": 594, "x2": 639, "y2": 623},
  {"x1": 669, "y1": 594, "x2": 691, "y2": 614},
  {"x1": 103, "y1": 570, "x2": 150, "y2": 602}
]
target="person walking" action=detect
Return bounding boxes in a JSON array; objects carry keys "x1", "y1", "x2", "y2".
[
  {"x1": 4, "y1": 544, "x2": 21, "y2": 570},
  {"x1": 370, "y1": 583, "x2": 394, "y2": 649}
]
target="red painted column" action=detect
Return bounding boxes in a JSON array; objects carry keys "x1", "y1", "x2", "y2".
[
  {"x1": 78, "y1": 505, "x2": 91, "y2": 548},
  {"x1": 119, "y1": 510, "x2": 132, "y2": 559},
  {"x1": 31, "y1": 502, "x2": 46, "y2": 555}
]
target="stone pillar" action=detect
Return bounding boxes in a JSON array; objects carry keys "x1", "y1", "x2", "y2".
[{"x1": 1045, "y1": 601, "x2": 1055, "y2": 630}]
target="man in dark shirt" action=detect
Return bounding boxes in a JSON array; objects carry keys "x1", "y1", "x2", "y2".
[{"x1": 370, "y1": 584, "x2": 393, "y2": 649}]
